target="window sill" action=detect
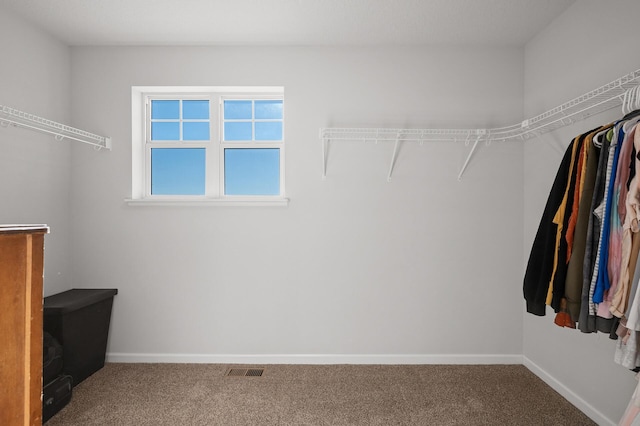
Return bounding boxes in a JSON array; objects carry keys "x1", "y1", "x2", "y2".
[{"x1": 124, "y1": 197, "x2": 289, "y2": 207}]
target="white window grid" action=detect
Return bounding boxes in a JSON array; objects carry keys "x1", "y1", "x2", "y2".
[{"x1": 141, "y1": 92, "x2": 285, "y2": 200}]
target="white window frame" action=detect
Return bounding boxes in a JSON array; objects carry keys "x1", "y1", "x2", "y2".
[{"x1": 127, "y1": 86, "x2": 288, "y2": 207}]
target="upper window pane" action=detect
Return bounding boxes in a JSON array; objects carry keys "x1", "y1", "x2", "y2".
[
  {"x1": 150, "y1": 98, "x2": 210, "y2": 141},
  {"x1": 183, "y1": 122, "x2": 210, "y2": 140},
  {"x1": 255, "y1": 122, "x2": 283, "y2": 141},
  {"x1": 222, "y1": 98, "x2": 284, "y2": 142},
  {"x1": 255, "y1": 100, "x2": 283, "y2": 119},
  {"x1": 151, "y1": 122, "x2": 180, "y2": 140},
  {"x1": 183, "y1": 100, "x2": 209, "y2": 119},
  {"x1": 224, "y1": 122, "x2": 253, "y2": 141},
  {"x1": 151, "y1": 100, "x2": 180, "y2": 119},
  {"x1": 224, "y1": 100, "x2": 252, "y2": 119}
]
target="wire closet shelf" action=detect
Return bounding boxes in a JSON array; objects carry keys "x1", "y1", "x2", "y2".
[
  {"x1": 0, "y1": 104, "x2": 111, "y2": 150},
  {"x1": 320, "y1": 68, "x2": 640, "y2": 180}
]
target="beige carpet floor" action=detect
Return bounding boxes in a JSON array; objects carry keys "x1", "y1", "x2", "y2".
[{"x1": 44, "y1": 363, "x2": 596, "y2": 426}]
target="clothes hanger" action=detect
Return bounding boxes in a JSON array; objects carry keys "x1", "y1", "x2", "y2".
[
  {"x1": 624, "y1": 115, "x2": 640, "y2": 133},
  {"x1": 622, "y1": 85, "x2": 640, "y2": 115},
  {"x1": 628, "y1": 85, "x2": 639, "y2": 114},
  {"x1": 626, "y1": 85, "x2": 638, "y2": 114},
  {"x1": 624, "y1": 94, "x2": 640, "y2": 131},
  {"x1": 593, "y1": 126, "x2": 613, "y2": 148},
  {"x1": 621, "y1": 86, "x2": 640, "y2": 132},
  {"x1": 623, "y1": 87, "x2": 631, "y2": 115},
  {"x1": 624, "y1": 86, "x2": 636, "y2": 115}
]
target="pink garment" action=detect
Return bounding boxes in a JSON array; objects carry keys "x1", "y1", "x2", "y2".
[
  {"x1": 619, "y1": 125, "x2": 640, "y2": 222},
  {"x1": 624, "y1": 127, "x2": 640, "y2": 331},
  {"x1": 600, "y1": 125, "x2": 638, "y2": 318},
  {"x1": 611, "y1": 204, "x2": 639, "y2": 318},
  {"x1": 620, "y1": 372, "x2": 640, "y2": 426},
  {"x1": 611, "y1": 126, "x2": 640, "y2": 318}
]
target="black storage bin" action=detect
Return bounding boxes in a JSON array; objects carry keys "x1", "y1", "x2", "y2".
[
  {"x1": 43, "y1": 331, "x2": 64, "y2": 384},
  {"x1": 43, "y1": 288, "x2": 118, "y2": 387},
  {"x1": 42, "y1": 374, "x2": 72, "y2": 423}
]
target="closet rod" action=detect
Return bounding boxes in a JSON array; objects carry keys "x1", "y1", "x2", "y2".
[
  {"x1": 0, "y1": 104, "x2": 111, "y2": 150},
  {"x1": 320, "y1": 68, "x2": 640, "y2": 180}
]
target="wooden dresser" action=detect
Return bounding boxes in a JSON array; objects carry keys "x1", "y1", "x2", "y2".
[{"x1": 0, "y1": 225, "x2": 48, "y2": 426}]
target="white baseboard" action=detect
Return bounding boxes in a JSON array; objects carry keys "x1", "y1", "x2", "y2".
[
  {"x1": 106, "y1": 352, "x2": 523, "y2": 365},
  {"x1": 523, "y1": 356, "x2": 615, "y2": 426}
]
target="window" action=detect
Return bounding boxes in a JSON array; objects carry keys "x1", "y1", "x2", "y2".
[
  {"x1": 221, "y1": 98, "x2": 283, "y2": 196},
  {"x1": 129, "y1": 87, "x2": 287, "y2": 206}
]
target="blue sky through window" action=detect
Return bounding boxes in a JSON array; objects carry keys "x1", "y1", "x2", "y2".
[
  {"x1": 255, "y1": 122, "x2": 283, "y2": 140},
  {"x1": 183, "y1": 122, "x2": 209, "y2": 140},
  {"x1": 223, "y1": 99, "x2": 283, "y2": 142},
  {"x1": 224, "y1": 100, "x2": 252, "y2": 119},
  {"x1": 255, "y1": 100, "x2": 283, "y2": 119},
  {"x1": 145, "y1": 93, "x2": 283, "y2": 198},
  {"x1": 151, "y1": 148, "x2": 206, "y2": 195},
  {"x1": 225, "y1": 148, "x2": 280, "y2": 195},
  {"x1": 151, "y1": 99, "x2": 210, "y2": 141},
  {"x1": 224, "y1": 122, "x2": 253, "y2": 141},
  {"x1": 151, "y1": 100, "x2": 179, "y2": 119},
  {"x1": 183, "y1": 100, "x2": 209, "y2": 119},
  {"x1": 151, "y1": 122, "x2": 180, "y2": 140}
]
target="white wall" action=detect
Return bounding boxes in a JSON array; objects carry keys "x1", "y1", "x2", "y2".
[
  {"x1": 523, "y1": 1, "x2": 640, "y2": 423},
  {"x1": 0, "y1": 7, "x2": 72, "y2": 296},
  {"x1": 69, "y1": 46, "x2": 525, "y2": 362}
]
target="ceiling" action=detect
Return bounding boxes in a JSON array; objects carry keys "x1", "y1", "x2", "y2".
[{"x1": 1, "y1": 0, "x2": 576, "y2": 47}]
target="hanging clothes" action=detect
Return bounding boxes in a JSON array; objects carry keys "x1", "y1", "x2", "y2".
[
  {"x1": 585, "y1": 124, "x2": 623, "y2": 334},
  {"x1": 579, "y1": 131, "x2": 612, "y2": 333},
  {"x1": 600, "y1": 124, "x2": 638, "y2": 321},
  {"x1": 623, "y1": 242, "x2": 640, "y2": 334},
  {"x1": 519, "y1": 97, "x2": 640, "y2": 426},
  {"x1": 594, "y1": 125, "x2": 624, "y2": 305},
  {"x1": 612, "y1": 124, "x2": 640, "y2": 318},
  {"x1": 564, "y1": 126, "x2": 608, "y2": 323},
  {"x1": 525, "y1": 109, "x2": 640, "y2": 328},
  {"x1": 524, "y1": 139, "x2": 577, "y2": 316},
  {"x1": 547, "y1": 134, "x2": 585, "y2": 312}
]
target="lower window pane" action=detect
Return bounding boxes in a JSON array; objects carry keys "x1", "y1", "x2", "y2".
[
  {"x1": 151, "y1": 148, "x2": 205, "y2": 195},
  {"x1": 224, "y1": 148, "x2": 280, "y2": 196}
]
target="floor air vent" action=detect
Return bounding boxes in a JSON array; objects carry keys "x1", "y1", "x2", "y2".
[{"x1": 226, "y1": 368, "x2": 264, "y2": 377}]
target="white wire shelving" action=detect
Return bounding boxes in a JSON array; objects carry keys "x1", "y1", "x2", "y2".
[
  {"x1": 320, "y1": 68, "x2": 640, "y2": 181},
  {"x1": 0, "y1": 104, "x2": 111, "y2": 150}
]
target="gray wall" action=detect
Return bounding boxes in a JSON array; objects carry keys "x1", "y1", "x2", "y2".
[
  {"x1": 69, "y1": 46, "x2": 525, "y2": 361},
  {"x1": 0, "y1": 7, "x2": 73, "y2": 296},
  {"x1": 523, "y1": 0, "x2": 640, "y2": 423}
]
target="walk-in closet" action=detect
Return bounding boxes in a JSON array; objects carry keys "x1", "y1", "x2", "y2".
[{"x1": 1, "y1": 1, "x2": 639, "y2": 424}]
